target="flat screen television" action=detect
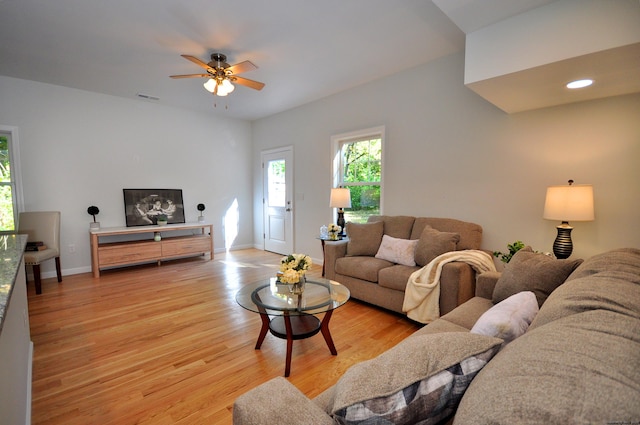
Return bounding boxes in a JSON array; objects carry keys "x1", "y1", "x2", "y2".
[{"x1": 123, "y1": 189, "x2": 186, "y2": 226}]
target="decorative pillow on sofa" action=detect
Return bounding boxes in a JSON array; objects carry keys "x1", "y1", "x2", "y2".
[
  {"x1": 492, "y1": 247, "x2": 583, "y2": 308},
  {"x1": 375, "y1": 235, "x2": 419, "y2": 266},
  {"x1": 346, "y1": 221, "x2": 384, "y2": 257},
  {"x1": 414, "y1": 225, "x2": 460, "y2": 267},
  {"x1": 471, "y1": 291, "x2": 538, "y2": 346},
  {"x1": 329, "y1": 332, "x2": 503, "y2": 425}
]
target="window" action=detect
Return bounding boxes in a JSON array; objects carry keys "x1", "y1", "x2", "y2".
[
  {"x1": 0, "y1": 126, "x2": 23, "y2": 233},
  {"x1": 332, "y1": 126, "x2": 384, "y2": 223}
]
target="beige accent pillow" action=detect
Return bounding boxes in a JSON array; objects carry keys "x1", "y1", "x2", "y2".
[
  {"x1": 471, "y1": 291, "x2": 539, "y2": 346},
  {"x1": 414, "y1": 225, "x2": 460, "y2": 267},
  {"x1": 492, "y1": 247, "x2": 583, "y2": 307},
  {"x1": 329, "y1": 332, "x2": 503, "y2": 424},
  {"x1": 346, "y1": 221, "x2": 384, "y2": 256},
  {"x1": 374, "y1": 235, "x2": 418, "y2": 266}
]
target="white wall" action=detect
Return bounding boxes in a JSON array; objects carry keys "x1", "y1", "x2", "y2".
[
  {"x1": 0, "y1": 75, "x2": 254, "y2": 277},
  {"x1": 252, "y1": 52, "x2": 640, "y2": 263}
]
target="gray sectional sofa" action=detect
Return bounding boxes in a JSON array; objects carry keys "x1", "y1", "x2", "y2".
[
  {"x1": 233, "y1": 247, "x2": 640, "y2": 424},
  {"x1": 324, "y1": 215, "x2": 485, "y2": 316}
]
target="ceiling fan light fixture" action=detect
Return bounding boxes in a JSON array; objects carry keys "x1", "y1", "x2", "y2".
[
  {"x1": 203, "y1": 78, "x2": 217, "y2": 93},
  {"x1": 173, "y1": 53, "x2": 263, "y2": 98}
]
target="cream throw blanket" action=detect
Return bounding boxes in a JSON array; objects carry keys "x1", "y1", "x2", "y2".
[{"x1": 403, "y1": 250, "x2": 497, "y2": 324}]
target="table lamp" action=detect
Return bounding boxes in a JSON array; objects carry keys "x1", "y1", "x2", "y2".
[
  {"x1": 330, "y1": 188, "x2": 351, "y2": 237},
  {"x1": 543, "y1": 180, "x2": 594, "y2": 259}
]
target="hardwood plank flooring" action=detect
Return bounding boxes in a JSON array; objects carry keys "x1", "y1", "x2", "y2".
[{"x1": 27, "y1": 249, "x2": 421, "y2": 424}]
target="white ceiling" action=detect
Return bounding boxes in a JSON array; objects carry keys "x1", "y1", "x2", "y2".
[
  {"x1": 0, "y1": 0, "x2": 537, "y2": 121},
  {"x1": 1, "y1": 0, "x2": 634, "y2": 121}
]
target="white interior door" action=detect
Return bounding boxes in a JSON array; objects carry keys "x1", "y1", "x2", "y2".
[{"x1": 262, "y1": 147, "x2": 293, "y2": 254}]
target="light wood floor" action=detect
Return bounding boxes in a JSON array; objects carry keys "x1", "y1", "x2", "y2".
[{"x1": 27, "y1": 249, "x2": 421, "y2": 424}]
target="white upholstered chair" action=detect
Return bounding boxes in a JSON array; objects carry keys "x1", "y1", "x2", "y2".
[{"x1": 18, "y1": 211, "x2": 62, "y2": 294}]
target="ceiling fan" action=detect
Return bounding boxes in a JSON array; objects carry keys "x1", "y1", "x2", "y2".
[{"x1": 170, "y1": 53, "x2": 265, "y2": 96}]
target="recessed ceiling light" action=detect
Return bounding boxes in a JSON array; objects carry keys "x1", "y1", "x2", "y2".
[{"x1": 566, "y1": 79, "x2": 593, "y2": 89}]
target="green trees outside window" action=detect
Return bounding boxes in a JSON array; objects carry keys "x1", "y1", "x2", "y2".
[
  {"x1": 0, "y1": 134, "x2": 16, "y2": 232},
  {"x1": 340, "y1": 137, "x2": 382, "y2": 223}
]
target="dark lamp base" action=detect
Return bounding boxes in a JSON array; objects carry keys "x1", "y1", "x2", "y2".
[
  {"x1": 553, "y1": 223, "x2": 573, "y2": 259},
  {"x1": 336, "y1": 209, "x2": 346, "y2": 237}
]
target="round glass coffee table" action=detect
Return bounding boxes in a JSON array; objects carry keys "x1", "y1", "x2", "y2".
[{"x1": 236, "y1": 277, "x2": 350, "y2": 376}]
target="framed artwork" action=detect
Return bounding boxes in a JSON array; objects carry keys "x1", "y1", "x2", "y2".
[{"x1": 123, "y1": 189, "x2": 185, "y2": 227}]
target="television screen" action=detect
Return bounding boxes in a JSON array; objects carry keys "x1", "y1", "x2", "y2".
[{"x1": 123, "y1": 189, "x2": 186, "y2": 226}]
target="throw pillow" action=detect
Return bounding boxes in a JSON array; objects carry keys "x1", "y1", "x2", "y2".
[
  {"x1": 414, "y1": 225, "x2": 460, "y2": 267},
  {"x1": 492, "y1": 247, "x2": 583, "y2": 308},
  {"x1": 329, "y1": 332, "x2": 503, "y2": 425},
  {"x1": 374, "y1": 235, "x2": 419, "y2": 266},
  {"x1": 471, "y1": 291, "x2": 539, "y2": 346},
  {"x1": 346, "y1": 221, "x2": 384, "y2": 257}
]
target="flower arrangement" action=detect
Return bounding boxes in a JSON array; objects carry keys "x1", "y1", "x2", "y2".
[
  {"x1": 327, "y1": 223, "x2": 342, "y2": 240},
  {"x1": 279, "y1": 253, "x2": 312, "y2": 284}
]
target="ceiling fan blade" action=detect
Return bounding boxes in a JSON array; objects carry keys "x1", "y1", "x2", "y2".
[
  {"x1": 170, "y1": 73, "x2": 210, "y2": 79},
  {"x1": 181, "y1": 54, "x2": 213, "y2": 71},
  {"x1": 227, "y1": 60, "x2": 258, "y2": 75},
  {"x1": 232, "y1": 76, "x2": 265, "y2": 91}
]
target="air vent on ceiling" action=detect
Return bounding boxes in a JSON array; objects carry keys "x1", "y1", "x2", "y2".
[{"x1": 136, "y1": 93, "x2": 160, "y2": 101}]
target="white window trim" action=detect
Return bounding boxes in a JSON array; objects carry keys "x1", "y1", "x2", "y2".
[
  {"x1": 331, "y1": 125, "x2": 385, "y2": 214},
  {"x1": 0, "y1": 125, "x2": 25, "y2": 231}
]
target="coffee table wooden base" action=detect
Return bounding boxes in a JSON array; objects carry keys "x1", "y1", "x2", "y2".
[{"x1": 255, "y1": 311, "x2": 337, "y2": 377}]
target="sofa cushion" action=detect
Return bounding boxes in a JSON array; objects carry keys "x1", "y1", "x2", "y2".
[
  {"x1": 471, "y1": 291, "x2": 538, "y2": 346},
  {"x1": 529, "y1": 247, "x2": 640, "y2": 331},
  {"x1": 455, "y1": 310, "x2": 640, "y2": 424},
  {"x1": 368, "y1": 215, "x2": 415, "y2": 239},
  {"x1": 335, "y1": 256, "x2": 391, "y2": 283},
  {"x1": 233, "y1": 376, "x2": 335, "y2": 425},
  {"x1": 492, "y1": 247, "x2": 583, "y2": 308},
  {"x1": 439, "y1": 296, "x2": 495, "y2": 330},
  {"x1": 414, "y1": 225, "x2": 460, "y2": 267},
  {"x1": 411, "y1": 217, "x2": 482, "y2": 250},
  {"x1": 378, "y1": 264, "x2": 419, "y2": 291},
  {"x1": 375, "y1": 235, "x2": 419, "y2": 266},
  {"x1": 346, "y1": 221, "x2": 384, "y2": 256},
  {"x1": 330, "y1": 332, "x2": 503, "y2": 425}
]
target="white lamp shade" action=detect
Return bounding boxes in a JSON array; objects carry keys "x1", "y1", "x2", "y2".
[
  {"x1": 543, "y1": 184, "x2": 594, "y2": 221},
  {"x1": 330, "y1": 188, "x2": 352, "y2": 208}
]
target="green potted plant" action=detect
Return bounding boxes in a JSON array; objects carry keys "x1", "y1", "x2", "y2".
[
  {"x1": 87, "y1": 206, "x2": 100, "y2": 230},
  {"x1": 493, "y1": 240, "x2": 525, "y2": 264},
  {"x1": 156, "y1": 214, "x2": 168, "y2": 226}
]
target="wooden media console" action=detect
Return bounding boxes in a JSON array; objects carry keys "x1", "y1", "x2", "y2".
[{"x1": 90, "y1": 223, "x2": 213, "y2": 277}]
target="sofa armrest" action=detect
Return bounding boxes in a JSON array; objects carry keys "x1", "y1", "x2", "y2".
[
  {"x1": 476, "y1": 271, "x2": 501, "y2": 300},
  {"x1": 233, "y1": 377, "x2": 334, "y2": 425},
  {"x1": 439, "y1": 262, "x2": 476, "y2": 315},
  {"x1": 324, "y1": 240, "x2": 348, "y2": 280}
]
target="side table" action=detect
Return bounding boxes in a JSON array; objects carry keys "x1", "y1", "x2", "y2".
[{"x1": 317, "y1": 236, "x2": 346, "y2": 276}]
